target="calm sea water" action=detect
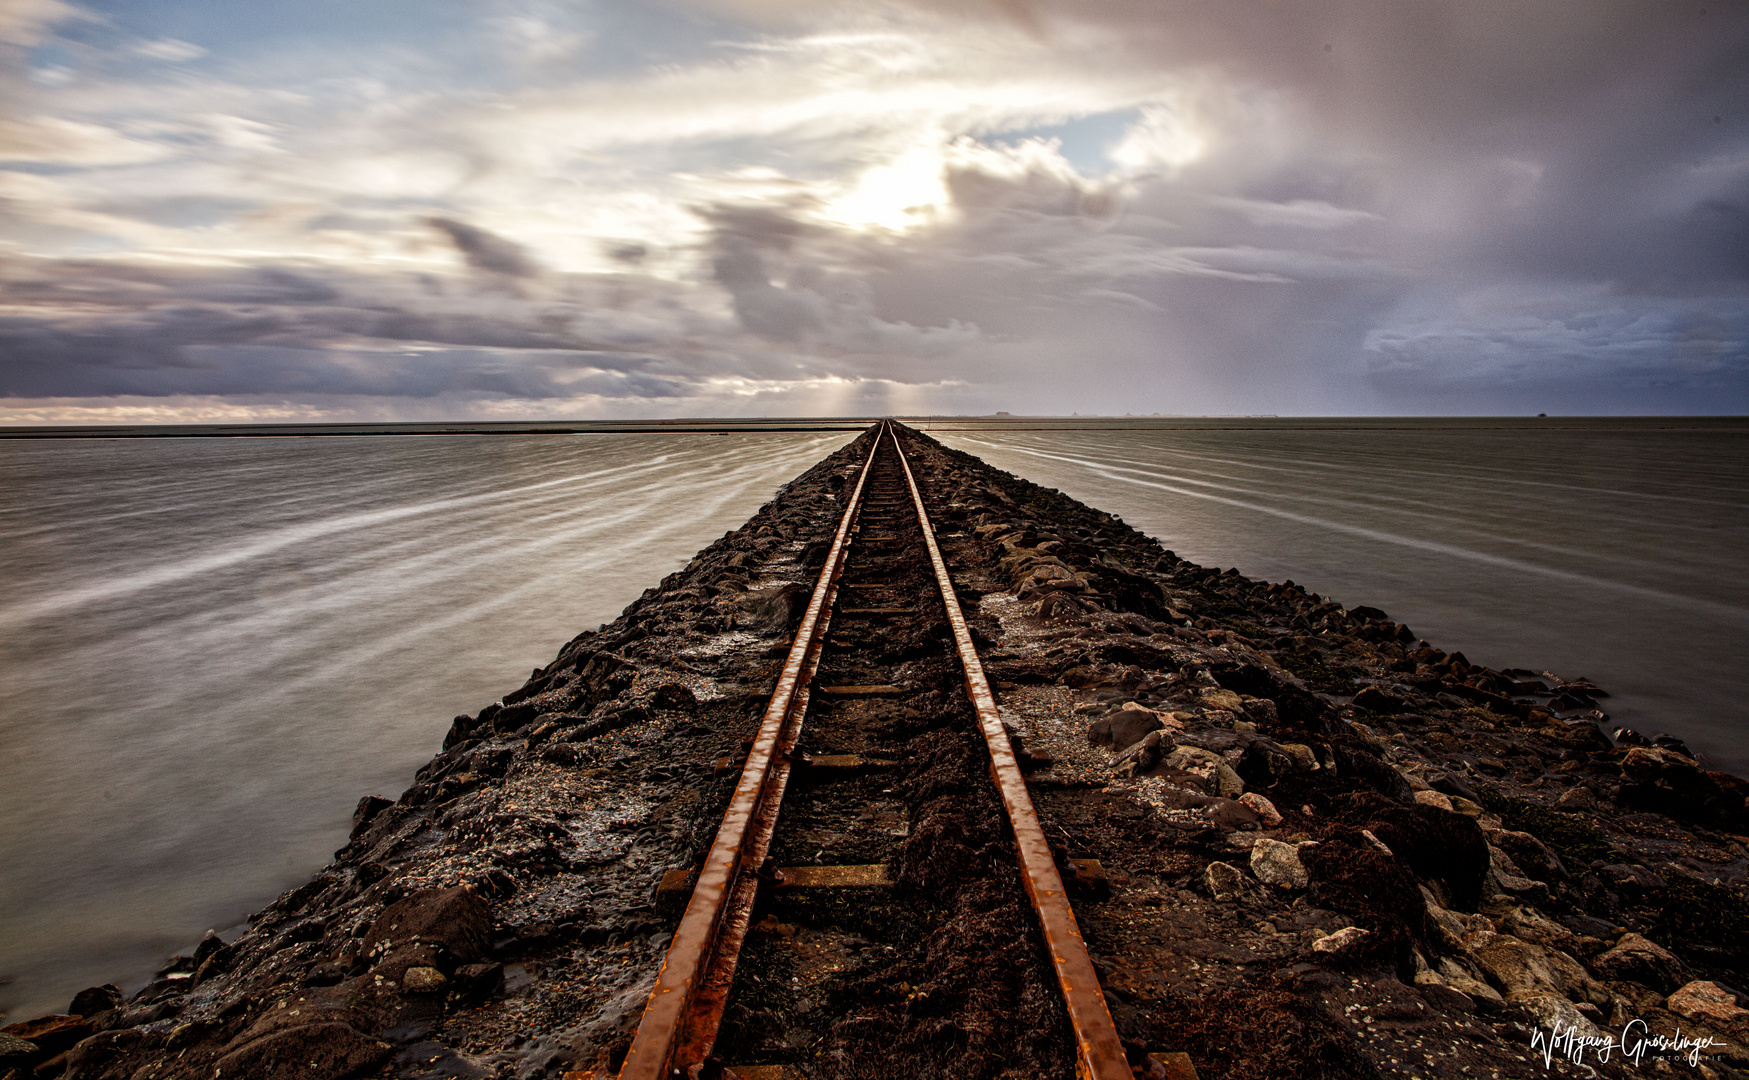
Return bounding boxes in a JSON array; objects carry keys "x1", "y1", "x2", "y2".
[
  {"x1": 1, "y1": 419, "x2": 1744, "y2": 1021},
  {"x1": 0, "y1": 432, "x2": 847, "y2": 1021},
  {"x1": 926, "y1": 417, "x2": 1749, "y2": 773}
]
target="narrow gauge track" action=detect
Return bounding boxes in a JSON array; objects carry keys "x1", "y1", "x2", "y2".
[{"x1": 616, "y1": 422, "x2": 1132, "y2": 1080}]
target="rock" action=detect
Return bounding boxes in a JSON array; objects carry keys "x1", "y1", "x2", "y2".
[
  {"x1": 402, "y1": 966, "x2": 449, "y2": 994},
  {"x1": 1204, "y1": 798, "x2": 1262, "y2": 832},
  {"x1": 1234, "y1": 739, "x2": 1297, "y2": 789},
  {"x1": 734, "y1": 586, "x2": 806, "y2": 635},
  {"x1": 1249, "y1": 838, "x2": 1309, "y2": 889},
  {"x1": 1592, "y1": 933, "x2": 1687, "y2": 992},
  {"x1": 1598, "y1": 863, "x2": 1666, "y2": 896},
  {"x1": 1487, "y1": 829, "x2": 1567, "y2": 883},
  {"x1": 1666, "y1": 981, "x2": 1749, "y2": 1030},
  {"x1": 351, "y1": 795, "x2": 393, "y2": 838},
  {"x1": 1204, "y1": 862, "x2": 1255, "y2": 901},
  {"x1": 1499, "y1": 907, "x2": 1578, "y2": 952},
  {"x1": 453, "y1": 962, "x2": 505, "y2": 1000},
  {"x1": 1201, "y1": 688, "x2": 1243, "y2": 712},
  {"x1": 1313, "y1": 926, "x2": 1370, "y2": 953},
  {"x1": 1279, "y1": 743, "x2": 1320, "y2": 771},
  {"x1": 1332, "y1": 742, "x2": 1416, "y2": 803},
  {"x1": 1424, "y1": 901, "x2": 1489, "y2": 951},
  {"x1": 1428, "y1": 771, "x2": 1482, "y2": 805},
  {"x1": 1352, "y1": 686, "x2": 1405, "y2": 713},
  {"x1": 0, "y1": 1033, "x2": 39, "y2": 1064},
  {"x1": 67, "y1": 984, "x2": 122, "y2": 1017},
  {"x1": 1412, "y1": 789, "x2": 1454, "y2": 812},
  {"x1": 214, "y1": 1022, "x2": 391, "y2": 1080},
  {"x1": 1445, "y1": 976, "x2": 1505, "y2": 1004},
  {"x1": 1237, "y1": 792, "x2": 1282, "y2": 827},
  {"x1": 1556, "y1": 786, "x2": 1598, "y2": 811},
  {"x1": 1088, "y1": 707, "x2": 1164, "y2": 750},
  {"x1": 1515, "y1": 993, "x2": 1602, "y2": 1040},
  {"x1": 0, "y1": 1015, "x2": 95, "y2": 1059},
  {"x1": 1113, "y1": 728, "x2": 1169, "y2": 774},
  {"x1": 362, "y1": 885, "x2": 492, "y2": 965}
]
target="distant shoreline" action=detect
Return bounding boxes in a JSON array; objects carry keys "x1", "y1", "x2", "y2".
[{"x1": 3, "y1": 415, "x2": 1744, "y2": 439}]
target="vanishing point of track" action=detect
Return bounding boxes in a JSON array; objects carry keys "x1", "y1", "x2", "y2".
[{"x1": 616, "y1": 422, "x2": 1133, "y2": 1080}]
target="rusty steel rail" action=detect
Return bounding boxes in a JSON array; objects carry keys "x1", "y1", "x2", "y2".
[
  {"x1": 887, "y1": 425, "x2": 1133, "y2": 1080},
  {"x1": 616, "y1": 423, "x2": 886, "y2": 1080}
]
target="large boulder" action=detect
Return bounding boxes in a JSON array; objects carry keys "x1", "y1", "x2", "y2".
[
  {"x1": 1249, "y1": 838, "x2": 1309, "y2": 889},
  {"x1": 1666, "y1": 981, "x2": 1749, "y2": 1032},
  {"x1": 1591, "y1": 932, "x2": 1687, "y2": 992},
  {"x1": 1086, "y1": 706, "x2": 1164, "y2": 751},
  {"x1": 362, "y1": 885, "x2": 492, "y2": 970}
]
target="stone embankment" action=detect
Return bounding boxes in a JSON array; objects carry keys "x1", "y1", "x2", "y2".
[{"x1": 5, "y1": 424, "x2": 1748, "y2": 1080}]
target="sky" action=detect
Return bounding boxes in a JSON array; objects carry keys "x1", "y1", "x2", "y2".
[{"x1": 0, "y1": 0, "x2": 1745, "y2": 422}]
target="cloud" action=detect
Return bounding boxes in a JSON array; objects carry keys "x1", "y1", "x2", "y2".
[
  {"x1": 131, "y1": 38, "x2": 206, "y2": 63},
  {"x1": 426, "y1": 217, "x2": 543, "y2": 278},
  {"x1": 0, "y1": 0, "x2": 1743, "y2": 418},
  {"x1": 0, "y1": 0, "x2": 77, "y2": 46}
]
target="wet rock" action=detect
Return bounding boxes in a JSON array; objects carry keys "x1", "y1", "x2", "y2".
[
  {"x1": 1313, "y1": 926, "x2": 1370, "y2": 953},
  {"x1": 1592, "y1": 932, "x2": 1687, "y2": 992},
  {"x1": 0, "y1": 1033, "x2": 39, "y2": 1067},
  {"x1": 68, "y1": 984, "x2": 122, "y2": 1017},
  {"x1": 0, "y1": 1015, "x2": 95, "y2": 1059},
  {"x1": 1249, "y1": 838, "x2": 1309, "y2": 889},
  {"x1": 362, "y1": 885, "x2": 491, "y2": 968},
  {"x1": 351, "y1": 795, "x2": 393, "y2": 839},
  {"x1": 215, "y1": 1022, "x2": 391, "y2": 1080},
  {"x1": 1665, "y1": 981, "x2": 1749, "y2": 1031},
  {"x1": 734, "y1": 586, "x2": 806, "y2": 635},
  {"x1": 452, "y1": 962, "x2": 504, "y2": 1001}
]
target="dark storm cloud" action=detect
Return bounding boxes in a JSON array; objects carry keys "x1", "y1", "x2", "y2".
[
  {"x1": 425, "y1": 217, "x2": 543, "y2": 278},
  {"x1": 0, "y1": 254, "x2": 702, "y2": 400},
  {"x1": 702, "y1": 206, "x2": 979, "y2": 355}
]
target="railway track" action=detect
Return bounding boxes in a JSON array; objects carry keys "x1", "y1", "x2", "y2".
[{"x1": 612, "y1": 422, "x2": 1144, "y2": 1080}]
